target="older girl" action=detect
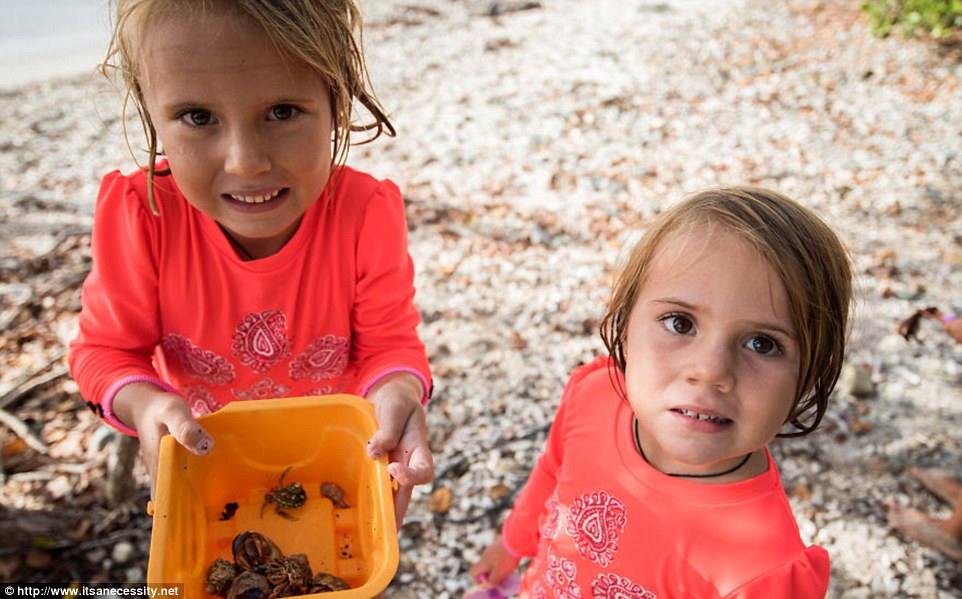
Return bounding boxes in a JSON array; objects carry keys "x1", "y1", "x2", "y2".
[{"x1": 69, "y1": 0, "x2": 432, "y2": 525}]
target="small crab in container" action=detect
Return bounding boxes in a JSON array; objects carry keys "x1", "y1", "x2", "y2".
[{"x1": 260, "y1": 467, "x2": 307, "y2": 520}]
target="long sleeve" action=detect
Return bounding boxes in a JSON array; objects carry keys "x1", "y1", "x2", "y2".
[
  {"x1": 69, "y1": 171, "x2": 166, "y2": 412},
  {"x1": 351, "y1": 180, "x2": 431, "y2": 401},
  {"x1": 501, "y1": 360, "x2": 598, "y2": 556}
]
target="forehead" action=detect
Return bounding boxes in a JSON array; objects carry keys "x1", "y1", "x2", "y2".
[
  {"x1": 140, "y1": 3, "x2": 284, "y2": 79},
  {"x1": 641, "y1": 226, "x2": 792, "y2": 322},
  {"x1": 138, "y1": 6, "x2": 316, "y2": 92},
  {"x1": 144, "y1": 7, "x2": 264, "y2": 65}
]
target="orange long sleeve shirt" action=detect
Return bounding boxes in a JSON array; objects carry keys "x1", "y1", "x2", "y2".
[
  {"x1": 69, "y1": 165, "x2": 430, "y2": 431},
  {"x1": 502, "y1": 357, "x2": 829, "y2": 598}
]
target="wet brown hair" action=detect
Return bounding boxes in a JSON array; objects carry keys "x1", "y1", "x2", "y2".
[
  {"x1": 101, "y1": 0, "x2": 394, "y2": 214},
  {"x1": 599, "y1": 187, "x2": 852, "y2": 437}
]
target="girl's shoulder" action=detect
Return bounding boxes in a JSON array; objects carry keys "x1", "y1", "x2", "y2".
[
  {"x1": 557, "y1": 356, "x2": 622, "y2": 414},
  {"x1": 329, "y1": 166, "x2": 402, "y2": 210},
  {"x1": 565, "y1": 355, "x2": 618, "y2": 394},
  {"x1": 725, "y1": 544, "x2": 829, "y2": 599},
  {"x1": 97, "y1": 167, "x2": 152, "y2": 210},
  {"x1": 96, "y1": 164, "x2": 185, "y2": 217}
]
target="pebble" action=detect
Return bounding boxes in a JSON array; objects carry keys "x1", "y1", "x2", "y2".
[{"x1": 111, "y1": 541, "x2": 135, "y2": 565}]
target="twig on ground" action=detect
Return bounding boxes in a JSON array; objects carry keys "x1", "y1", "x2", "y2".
[
  {"x1": 0, "y1": 352, "x2": 69, "y2": 411},
  {"x1": 0, "y1": 407, "x2": 48, "y2": 455}
]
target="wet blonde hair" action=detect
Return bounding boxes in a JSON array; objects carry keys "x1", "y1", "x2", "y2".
[
  {"x1": 101, "y1": 0, "x2": 394, "y2": 214},
  {"x1": 599, "y1": 187, "x2": 852, "y2": 437}
]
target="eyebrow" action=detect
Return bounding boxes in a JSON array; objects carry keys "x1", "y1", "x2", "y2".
[{"x1": 649, "y1": 297, "x2": 798, "y2": 340}]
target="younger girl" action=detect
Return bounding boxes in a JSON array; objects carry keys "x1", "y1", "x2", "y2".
[
  {"x1": 69, "y1": 0, "x2": 432, "y2": 525},
  {"x1": 470, "y1": 187, "x2": 851, "y2": 597}
]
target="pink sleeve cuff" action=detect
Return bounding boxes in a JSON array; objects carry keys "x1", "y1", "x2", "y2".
[
  {"x1": 499, "y1": 523, "x2": 525, "y2": 559},
  {"x1": 102, "y1": 374, "x2": 178, "y2": 437},
  {"x1": 360, "y1": 367, "x2": 431, "y2": 406}
]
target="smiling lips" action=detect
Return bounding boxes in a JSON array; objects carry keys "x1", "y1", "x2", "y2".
[{"x1": 227, "y1": 189, "x2": 284, "y2": 204}]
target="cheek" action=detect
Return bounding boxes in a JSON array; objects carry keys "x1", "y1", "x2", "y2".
[{"x1": 761, "y1": 368, "x2": 801, "y2": 424}]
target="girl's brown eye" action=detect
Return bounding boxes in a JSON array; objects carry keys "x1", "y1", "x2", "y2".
[
  {"x1": 180, "y1": 110, "x2": 212, "y2": 127},
  {"x1": 747, "y1": 335, "x2": 780, "y2": 356},
  {"x1": 662, "y1": 315, "x2": 693, "y2": 335},
  {"x1": 269, "y1": 104, "x2": 298, "y2": 121}
]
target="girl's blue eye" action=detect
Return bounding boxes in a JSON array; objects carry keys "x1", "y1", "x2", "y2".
[
  {"x1": 746, "y1": 335, "x2": 781, "y2": 356},
  {"x1": 269, "y1": 104, "x2": 298, "y2": 121},
  {"x1": 661, "y1": 314, "x2": 694, "y2": 335},
  {"x1": 180, "y1": 110, "x2": 212, "y2": 127}
]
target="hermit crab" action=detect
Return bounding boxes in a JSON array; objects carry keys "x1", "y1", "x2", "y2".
[
  {"x1": 260, "y1": 467, "x2": 307, "y2": 520},
  {"x1": 208, "y1": 532, "x2": 352, "y2": 597},
  {"x1": 309, "y1": 572, "x2": 351, "y2": 593},
  {"x1": 321, "y1": 482, "x2": 349, "y2": 509},
  {"x1": 226, "y1": 571, "x2": 271, "y2": 599},
  {"x1": 232, "y1": 531, "x2": 283, "y2": 573},
  {"x1": 265, "y1": 553, "x2": 313, "y2": 598},
  {"x1": 204, "y1": 558, "x2": 238, "y2": 596}
]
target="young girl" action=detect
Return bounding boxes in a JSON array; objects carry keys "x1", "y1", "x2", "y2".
[
  {"x1": 68, "y1": 0, "x2": 432, "y2": 525},
  {"x1": 469, "y1": 187, "x2": 852, "y2": 598}
]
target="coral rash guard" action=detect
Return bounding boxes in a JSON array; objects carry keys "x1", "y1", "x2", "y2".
[
  {"x1": 70, "y1": 164, "x2": 431, "y2": 430},
  {"x1": 501, "y1": 357, "x2": 829, "y2": 599}
]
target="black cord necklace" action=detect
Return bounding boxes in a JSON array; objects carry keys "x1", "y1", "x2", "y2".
[{"x1": 632, "y1": 415, "x2": 752, "y2": 479}]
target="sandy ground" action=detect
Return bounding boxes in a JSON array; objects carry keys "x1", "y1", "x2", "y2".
[{"x1": 1, "y1": 0, "x2": 961, "y2": 597}]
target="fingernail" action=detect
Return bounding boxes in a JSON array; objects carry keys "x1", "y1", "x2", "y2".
[{"x1": 199, "y1": 439, "x2": 212, "y2": 453}]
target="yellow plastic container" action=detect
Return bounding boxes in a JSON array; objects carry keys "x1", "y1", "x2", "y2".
[{"x1": 146, "y1": 395, "x2": 398, "y2": 597}]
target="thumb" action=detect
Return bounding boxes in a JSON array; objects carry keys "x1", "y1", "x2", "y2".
[
  {"x1": 366, "y1": 427, "x2": 402, "y2": 460},
  {"x1": 367, "y1": 406, "x2": 408, "y2": 459},
  {"x1": 165, "y1": 408, "x2": 214, "y2": 456}
]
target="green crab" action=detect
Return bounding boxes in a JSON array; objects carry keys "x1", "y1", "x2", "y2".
[{"x1": 260, "y1": 467, "x2": 307, "y2": 520}]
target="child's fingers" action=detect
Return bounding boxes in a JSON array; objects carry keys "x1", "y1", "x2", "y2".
[
  {"x1": 366, "y1": 428, "x2": 400, "y2": 460},
  {"x1": 469, "y1": 538, "x2": 521, "y2": 589},
  {"x1": 391, "y1": 483, "x2": 413, "y2": 530},
  {"x1": 468, "y1": 562, "x2": 492, "y2": 585},
  {"x1": 166, "y1": 410, "x2": 214, "y2": 456},
  {"x1": 367, "y1": 399, "x2": 419, "y2": 459},
  {"x1": 388, "y1": 441, "x2": 434, "y2": 483}
]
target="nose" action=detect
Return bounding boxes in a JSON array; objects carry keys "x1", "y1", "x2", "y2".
[
  {"x1": 223, "y1": 127, "x2": 270, "y2": 177},
  {"x1": 686, "y1": 337, "x2": 736, "y2": 393}
]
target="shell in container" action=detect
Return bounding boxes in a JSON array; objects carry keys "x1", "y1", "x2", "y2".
[{"x1": 146, "y1": 394, "x2": 398, "y2": 598}]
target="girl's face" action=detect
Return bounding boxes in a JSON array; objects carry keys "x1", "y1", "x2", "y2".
[
  {"x1": 139, "y1": 7, "x2": 334, "y2": 258},
  {"x1": 624, "y1": 226, "x2": 800, "y2": 478}
]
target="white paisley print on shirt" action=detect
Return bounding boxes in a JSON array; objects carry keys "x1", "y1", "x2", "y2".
[
  {"x1": 565, "y1": 491, "x2": 627, "y2": 567},
  {"x1": 541, "y1": 491, "x2": 563, "y2": 541},
  {"x1": 543, "y1": 547, "x2": 583, "y2": 599},
  {"x1": 161, "y1": 334, "x2": 236, "y2": 385},
  {"x1": 184, "y1": 385, "x2": 224, "y2": 417},
  {"x1": 289, "y1": 334, "x2": 349, "y2": 381},
  {"x1": 591, "y1": 573, "x2": 656, "y2": 599},
  {"x1": 232, "y1": 310, "x2": 291, "y2": 373},
  {"x1": 161, "y1": 311, "x2": 351, "y2": 414},
  {"x1": 232, "y1": 378, "x2": 293, "y2": 401}
]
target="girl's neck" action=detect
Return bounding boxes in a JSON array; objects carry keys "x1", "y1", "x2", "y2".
[
  {"x1": 631, "y1": 416, "x2": 767, "y2": 484},
  {"x1": 218, "y1": 220, "x2": 302, "y2": 261}
]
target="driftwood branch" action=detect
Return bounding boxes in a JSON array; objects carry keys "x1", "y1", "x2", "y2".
[{"x1": 0, "y1": 353, "x2": 69, "y2": 411}]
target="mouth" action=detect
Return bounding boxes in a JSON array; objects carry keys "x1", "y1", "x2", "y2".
[
  {"x1": 671, "y1": 408, "x2": 733, "y2": 425},
  {"x1": 226, "y1": 188, "x2": 285, "y2": 205},
  {"x1": 222, "y1": 188, "x2": 289, "y2": 213}
]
